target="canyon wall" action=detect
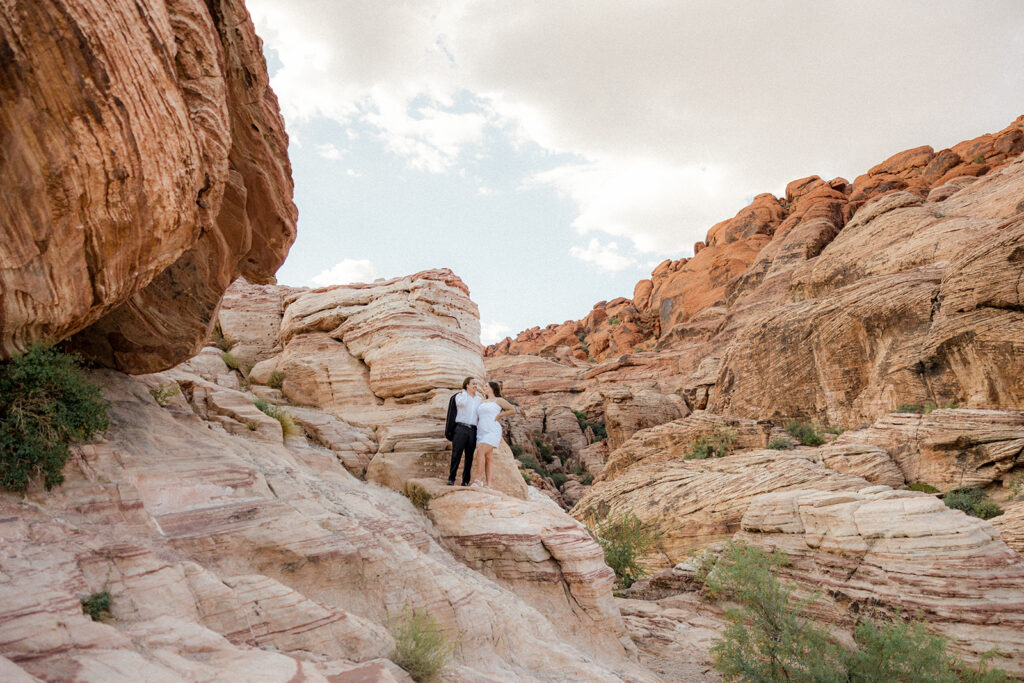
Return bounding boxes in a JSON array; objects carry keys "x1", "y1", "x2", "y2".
[{"x1": 0, "y1": 0, "x2": 296, "y2": 373}]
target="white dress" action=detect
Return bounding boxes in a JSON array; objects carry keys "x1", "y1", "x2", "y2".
[{"x1": 475, "y1": 401, "x2": 503, "y2": 447}]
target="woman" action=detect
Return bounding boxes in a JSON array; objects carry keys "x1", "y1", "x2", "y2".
[{"x1": 471, "y1": 381, "x2": 516, "y2": 488}]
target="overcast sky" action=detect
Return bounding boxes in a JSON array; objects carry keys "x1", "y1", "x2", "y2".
[{"x1": 249, "y1": 0, "x2": 1024, "y2": 344}]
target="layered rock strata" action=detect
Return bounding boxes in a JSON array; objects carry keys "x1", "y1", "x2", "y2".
[
  {"x1": 0, "y1": 0, "x2": 297, "y2": 372},
  {"x1": 0, "y1": 368, "x2": 651, "y2": 681},
  {"x1": 737, "y1": 487, "x2": 1024, "y2": 674},
  {"x1": 488, "y1": 120, "x2": 1024, "y2": 427}
]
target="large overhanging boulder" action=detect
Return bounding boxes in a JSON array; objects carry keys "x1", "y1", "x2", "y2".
[{"x1": 0, "y1": 0, "x2": 296, "y2": 372}]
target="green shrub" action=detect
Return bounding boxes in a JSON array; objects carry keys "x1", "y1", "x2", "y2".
[
  {"x1": 522, "y1": 471, "x2": 532, "y2": 484},
  {"x1": 823, "y1": 425, "x2": 845, "y2": 435},
  {"x1": 517, "y1": 453, "x2": 548, "y2": 478},
  {"x1": 253, "y1": 398, "x2": 301, "y2": 437},
  {"x1": 908, "y1": 482, "x2": 939, "y2": 493},
  {"x1": 551, "y1": 472, "x2": 568, "y2": 488},
  {"x1": 705, "y1": 541, "x2": 846, "y2": 681},
  {"x1": 704, "y1": 541, "x2": 1011, "y2": 682},
  {"x1": 0, "y1": 345, "x2": 110, "y2": 492},
  {"x1": 608, "y1": 315, "x2": 621, "y2": 326},
  {"x1": 533, "y1": 437, "x2": 554, "y2": 463},
  {"x1": 894, "y1": 403, "x2": 925, "y2": 414},
  {"x1": 581, "y1": 472, "x2": 594, "y2": 486},
  {"x1": 81, "y1": 590, "x2": 112, "y2": 621},
  {"x1": 943, "y1": 487, "x2": 1002, "y2": 519},
  {"x1": 784, "y1": 420, "x2": 824, "y2": 447},
  {"x1": 973, "y1": 153, "x2": 986, "y2": 165},
  {"x1": 211, "y1": 325, "x2": 236, "y2": 352},
  {"x1": 573, "y1": 409, "x2": 608, "y2": 441},
  {"x1": 571, "y1": 463, "x2": 587, "y2": 476},
  {"x1": 267, "y1": 370, "x2": 285, "y2": 389},
  {"x1": 388, "y1": 605, "x2": 453, "y2": 681},
  {"x1": 148, "y1": 383, "x2": 179, "y2": 407},
  {"x1": 221, "y1": 350, "x2": 240, "y2": 370},
  {"x1": 588, "y1": 512, "x2": 661, "y2": 589},
  {"x1": 686, "y1": 427, "x2": 735, "y2": 459},
  {"x1": 972, "y1": 499, "x2": 1004, "y2": 520},
  {"x1": 767, "y1": 438, "x2": 793, "y2": 450},
  {"x1": 510, "y1": 443, "x2": 524, "y2": 457}
]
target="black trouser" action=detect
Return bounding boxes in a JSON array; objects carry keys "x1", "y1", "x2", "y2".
[{"x1": 448, "y1": 424, "x2": 476, "y2": 485}]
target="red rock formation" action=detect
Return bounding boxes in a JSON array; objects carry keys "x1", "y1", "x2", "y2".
[
  {"x1": 487, "y1": 117, "x2": 1024, "y2": 375},
  {"x1": 0, "y1": 0, "x2": 296, "y2": 372}
]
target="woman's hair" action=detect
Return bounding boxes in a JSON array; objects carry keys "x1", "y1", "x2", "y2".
[
  {"x1": 487, "y1": 380, "x2": 502, "y2": 397},
  {"x1": 462, "y1": 376, "x2": 474, "y2": 389}
]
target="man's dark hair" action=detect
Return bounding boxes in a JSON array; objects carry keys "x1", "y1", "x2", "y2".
[
  {"x1": 488, "y1": 380, "x2": 502, "y2": 397},
  {"x1": 462, "y1": 377, "x2": 474, "y2": 389}
]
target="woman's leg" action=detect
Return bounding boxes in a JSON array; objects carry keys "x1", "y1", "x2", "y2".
[{"x1": 481, "y1": 444, "x2": 495, "y2": 487}]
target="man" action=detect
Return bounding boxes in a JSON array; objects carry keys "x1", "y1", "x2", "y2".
[{"x1": 447, "y1": 377, "x2": 482, "y2": 486}]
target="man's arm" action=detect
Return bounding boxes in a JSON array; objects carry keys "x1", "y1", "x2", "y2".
[{"x1": 454, "y1": 391, "x2": 468, "y2": 410}]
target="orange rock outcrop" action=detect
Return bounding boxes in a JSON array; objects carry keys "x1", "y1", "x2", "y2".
[
  {"x1": 0, "y1": 0, "x2": 296, "y2": 373},
  {"x1": 488, "y1": 117, "x2": 1024, "y2": 369}
]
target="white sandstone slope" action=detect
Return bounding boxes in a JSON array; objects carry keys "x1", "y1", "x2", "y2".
[{"x1": 0, "y1": 268, "x2": 656, "y2": 681}]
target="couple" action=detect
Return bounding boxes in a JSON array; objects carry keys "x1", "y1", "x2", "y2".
[{"x1": 445, "y1": 377, "x2": 515, "y2": 488}]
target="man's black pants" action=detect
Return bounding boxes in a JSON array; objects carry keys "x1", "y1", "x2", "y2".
[{"x1": 448, "y1": 423, "x2": 476, "y2": 485}]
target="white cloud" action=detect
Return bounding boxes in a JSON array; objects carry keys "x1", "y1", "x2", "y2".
[
  {"x1": 310, "y1": 259, "x2": 378, "y2": 286},
  {"x1": 315, "y1": 143, "x2": 345, "y2": 160},
  {"x1": 252, "y1": 0, "x2": 1024, "y2": 258},
  {"x1": 480, "y1": 320, "x2": 513, "y2": 345},
  {"x1": 569, "y1": 239, "x2": 638, "y2": 272}
]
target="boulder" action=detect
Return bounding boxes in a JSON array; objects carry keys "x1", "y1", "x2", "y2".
[{"x1": 0, "y1": 0, "x2": 296, "y2": 372}]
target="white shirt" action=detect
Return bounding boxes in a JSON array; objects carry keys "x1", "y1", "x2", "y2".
[{"x1": 454, "y1": 390, "x2": 482, "y2": 426}]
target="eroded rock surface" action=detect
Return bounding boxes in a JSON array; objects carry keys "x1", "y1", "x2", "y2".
[
  {"x1": 0, "y1": 0, "x2": 297, "y2": 372},
  {"x1": 0, "y1": 370, "x2": 651, "y2": 681},
  {"x1": 738, "y1": 487, "x2": 1024, "y2": 674}
]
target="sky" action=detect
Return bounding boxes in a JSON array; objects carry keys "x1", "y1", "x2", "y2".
[{"x1": 248, "y1": 1, "x2": 1024, "y2": 344}]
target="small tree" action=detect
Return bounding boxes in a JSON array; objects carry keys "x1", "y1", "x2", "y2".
[
  {"x1": 0, "y1": 344, "x2": 109, "y2": 492},
  {"x1": 705, "y1": 541, "x2": 846, "y2": 681},
  {"x1": 589, "y1": 512, "x2": 661, "y2": 588}
]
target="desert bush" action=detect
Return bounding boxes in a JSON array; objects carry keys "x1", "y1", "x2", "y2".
[
  {"x1": 588, "y1": 512, "x2": 661, "y2": 589},
  {"x1": 81, "y1": 590, "x2": 112, "y2": 621},
  {"x1": 267, "y1": 370, "x2": 285, "y2": 389},
  {"x1": 944, "y1": 487, "x2": 1003, "y2": 519},
  {"x1": 510, "y1": 443, "x2": 524, "y2": 457},
  {"x1": 767, "y1": 437, "x2": 793, "y2": 450},
  {"x1": 551, "y1": 472, "x2": 568, "y2": 488},
  {"x1": 973, "y1": 153, "x2": 986, "y2": 165},
  {"x1": 211, "y1": 325, "x2": 236, "y2": 352},
  {"x1": 0, "y1": 345, "x2": 110, "y2": 492},
  {"x1": 704, "y1": 541, "x2": 1011, "y2": 682},
  {"x1": 253, "y1": 398, "x2": 301, "y2": 437},
  {"x1": 686, "y1": 427, "x2": 735, "y2": 460},
  {"x1": 221, "y1": 350, "x2": 240, "y2": 370},
  {"x1": 573, "y1": 409, "x2": 608, "y2": 441},
  {"x1": 148, "y1": 383, "x2": 179, "y2": 407},
  {"x1": 971, "y1": 499, "x2": 1004, "y2": 520},
  {"x1": 405, "y1": 482, "x2": 432, "y2": 510},
  {"x1": 571, "y1": 463, "x2": 587, "y2": 476},
  {"x1": 784, "y1": 420, "x2": 824, "y2": 447},
  {"x1": 533, "y1": 437, "x2": 554, "y2": 463},
  {"x1": 823, "y1": 425, "x2": 845, "y2": 435},
  {"x1": 581, "y1": 472, "x2": 594, "y2": 486},
  {"x1": 706, "y1": 542, "x2": 845, "y2": 681},
  {"x1": 894, "y1": 403, "x2": 934, "y2": 414},
  {"x1": 517, "y1": 453, "x2": 548, "y2": 478},
  {"x1": 908, "y1": 482, "x2": 939, "y2": 493},
  {"x1": 388, "y1": 605, "x2": 453, "y2": 682}
]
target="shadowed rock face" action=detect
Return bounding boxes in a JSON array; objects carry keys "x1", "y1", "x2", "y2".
[
  {"x1": 488, "y1": 120, "x2": 1024, "y2": 427},
  {"x1": 0, "y1": 0, "x2": 296, "y2": 372}
]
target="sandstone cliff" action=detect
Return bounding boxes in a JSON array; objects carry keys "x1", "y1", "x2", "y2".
[
  {"x1": 487, "y1": 118, "x2": 1024, "y2": 427},
  {"x1": 0, "y1": 269, "x2": 658, "y2": 681},
  {"x1": 0, "y1": 0, "x2": 297, "y2": 373}
]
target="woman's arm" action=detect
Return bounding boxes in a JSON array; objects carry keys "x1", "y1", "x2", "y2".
[{"x1": 496, "y1": 397, "x2": 516, "y2": 417}]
